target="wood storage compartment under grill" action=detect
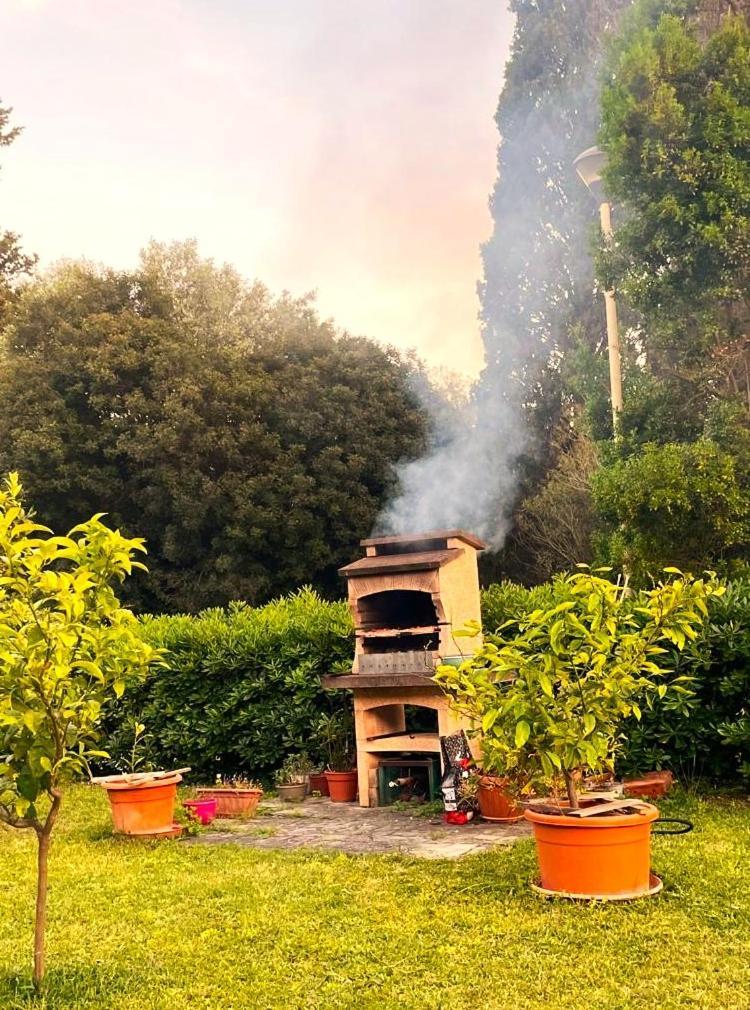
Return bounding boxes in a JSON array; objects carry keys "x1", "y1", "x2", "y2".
[{"x1": 322, "y1": 529, "x2": 485, "y2": 806}]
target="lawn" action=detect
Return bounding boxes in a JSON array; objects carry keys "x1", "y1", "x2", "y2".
[{"x1": 0, "y1": 787, "x2": 748, "y2": 1010}]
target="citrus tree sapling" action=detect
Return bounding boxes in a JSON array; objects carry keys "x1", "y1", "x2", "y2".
[
  {"x1": 437, "y1": 568, "x2": 724, "y2": 808},
  {"x1": 0, "y1": 473, "x2": 158, "y2": 987}
]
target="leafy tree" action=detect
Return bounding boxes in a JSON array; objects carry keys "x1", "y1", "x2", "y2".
[
  {"x1": 0, "y1": 101, "x2": 36, "y2": 319},
  {"x1": 0, "y1": 253, "x2": 427, "y2": 611},
  {"x1": 0, "y1": 474, "x2": 157, "y2": 987},
  {"x1": 478, "y1": 0, "x2": 633, "y2": 580},
  {"x1": 600, "y1": 7, "x2": 750, "y2": 425},
  {"x1": 592, "y1": 438, "x2": 750, "y2": 579}
]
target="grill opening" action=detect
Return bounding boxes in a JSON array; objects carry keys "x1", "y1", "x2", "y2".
[
  {"x1": 362, "y1": 633, "x2": 438, "y2": 654},
  {"x1": 357, "y1": 590, "x2": 438, "y2": 631}
]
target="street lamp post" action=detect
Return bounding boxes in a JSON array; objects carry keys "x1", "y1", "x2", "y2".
[{"x1": 573, "y1": 145, "x2": 623, "y2": 435}]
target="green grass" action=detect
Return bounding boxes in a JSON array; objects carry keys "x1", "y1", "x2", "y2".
[{"x1": 0, "y1": 786, "x2": 749, "y2": 1009}]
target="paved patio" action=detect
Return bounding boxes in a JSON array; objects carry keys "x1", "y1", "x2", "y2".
[{"x1": 185, "y1": 796, "x2": 531, "y2": 859}]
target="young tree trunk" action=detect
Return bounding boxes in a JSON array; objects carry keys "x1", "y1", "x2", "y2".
[
  {"x1": 33, "y1": 791, "x2": 61, "y2": 990},
  {"x1": 564, "y1": 770, "x2": 579, "y2": 810}
]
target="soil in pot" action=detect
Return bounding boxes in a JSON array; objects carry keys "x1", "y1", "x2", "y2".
[
  {"x1": 196, "y1": 787, "x2": 263, "y2": 818},
  {"x1": 277, "y1": 782, "x2": 307, "y2": 802},
  {"x1": 325, "y1": 770, "x2": 358, "y2": 803},
  {"x1": 477, "y1": 776, "x2": 523, "y2": 822},
  {"x1": 524, "y1": 802, "x2": 660, "y2": 898},
  {"x1": 102, "y1": 772, "x2": 183, "y2": 836}
]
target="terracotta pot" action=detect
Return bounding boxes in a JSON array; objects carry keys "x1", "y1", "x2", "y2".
[
  {"x1": 277, "y1": 782, "x2": 307, "y2": 803},
  {"x1": 103, "y1": 773, "x2": 182, "y2": 836},
  {"x1": 325, "y1": 770, "x2": 358, "y2": 803},
  {"x1": 308, "y1": 772, "x2": 330, "y2": 796},
  {"x1": 524, "y1": 802, "x2": 660, "y2": 898},
  {"x1": 477, "y1": 776, "x2": 523, "y2": 822},
  {"x1": 624, "y1": 771, "x2": 674, "y2": 799},
  {"x1": 196, "y1": 787, "x2": 263, "y2": 818}
]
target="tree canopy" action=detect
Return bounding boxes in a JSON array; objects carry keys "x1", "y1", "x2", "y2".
[{"x1": 0, "y1": 245, "x2": 428, "y2": 612}]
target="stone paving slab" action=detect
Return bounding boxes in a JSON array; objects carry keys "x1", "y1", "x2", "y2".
[{"x1": 184, "y1": 796, "x2": 531, "y2": 859}]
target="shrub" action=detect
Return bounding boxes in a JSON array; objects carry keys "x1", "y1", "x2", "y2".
[
  {"x1": 105, "y1": 589, "x2": 353, "y2": 780},
  {"x1": 480, "y1": 581, "x2": 558, "y2": 634},
  {"x1": 619, "y1": 578, "x2": 750, "y2": 781}
]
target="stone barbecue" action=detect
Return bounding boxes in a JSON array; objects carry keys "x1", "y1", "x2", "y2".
[{"x1": 323, "y1": 529, "x2": 485, "y2": 806}]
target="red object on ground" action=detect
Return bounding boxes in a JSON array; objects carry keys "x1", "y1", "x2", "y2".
[
  {"x1": 443, "y1": 811, "x2": 473, "y2": 825},
  {"x1": 524, "y1": 803, "x2": 660, "y2": 898},
  {"x1": 623, "y1": 770, "x2": 673, "y2": 800},
  {"x1": 183, "y1": 797, "x2": 217, "y2": 825}
]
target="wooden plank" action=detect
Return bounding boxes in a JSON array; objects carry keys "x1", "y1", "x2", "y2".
[{"x1": 567, "y1": 798, "x2": 652, "y2": 818}]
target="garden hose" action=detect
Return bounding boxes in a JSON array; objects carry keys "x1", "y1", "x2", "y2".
[{"x1": 652, "y1": 817, "x2": 693, "y2": 836}]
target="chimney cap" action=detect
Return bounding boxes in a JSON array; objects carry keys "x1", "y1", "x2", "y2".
[{"x1": 359, "y1": 529, "x2": 487, "y2": 551}]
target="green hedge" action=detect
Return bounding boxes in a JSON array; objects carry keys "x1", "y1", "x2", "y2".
[
  {"x1": 104, "y1": 580, "x2": 750, "y2": 783},
  {"x1": 105, "y1": 589, "x2": 354, "y2": 780}
]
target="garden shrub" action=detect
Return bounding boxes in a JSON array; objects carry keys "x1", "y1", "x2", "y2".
[
  {"x1": 105, "y1": 589, "x2": 354, "y2": 780},
  {"x1": 103, "y1": 578, "x2": 750, "y2": 784},
  {"x1": 619, "y1": 578, "x2": 750, "y2": 782},
  {"x1": 480, "y1": 580, "x2": 558, "y2": 633}
]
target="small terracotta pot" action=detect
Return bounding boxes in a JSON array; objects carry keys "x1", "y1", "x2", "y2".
[
  {"x1": 103, "y1": 773, "x2": 182, "y2": 836},
  {"x1": 277, "y1": 782, "x2": 307, "y2": 802},
  {"x1": 325, "y1": 770, "x2": 358, "y2": 803},
  {"x1": 196, "y1": 787, "x2": 263, "y2": 818},
  {"x1": 524, "y1": 802, "x2": 660, "y2": 898},
  {"x1": 308, "y1": 772, "x2": 330, "y2": 796},
  {"x1": 477, "y1": 776, "x2": 523, "y2": 822}
]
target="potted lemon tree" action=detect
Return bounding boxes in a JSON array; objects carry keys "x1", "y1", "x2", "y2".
[{"x1": 437, "y1": 567, "x2": 722, "y2": 899}]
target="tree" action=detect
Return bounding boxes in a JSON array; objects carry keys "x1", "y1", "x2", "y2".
[
  {"x1": 477, "y1": 0, "x2": 633, "y2": 579},
  {"x1": 600, "y1": 7, "x2": 750, "y2": 424},
  {"x1": 592, "y1": 438, "x2": 750, "y2": 578},
  {"x1": 0, "y1": 101, "x2": 36, "y2": 319},
  {"x1": 0, "y1": 252, "x2": 428, "y2": 611},
  {"x1": 0, "y1": 473, "x2": 157, "y2": 987}
]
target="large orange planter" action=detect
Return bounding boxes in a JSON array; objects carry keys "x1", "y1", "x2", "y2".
[
  {"x1": 104, "y1": 774, "x2": 182, "y2": 836},
  {"x1": 524, "y1": 803, "x2": 659, "y2": 898}
]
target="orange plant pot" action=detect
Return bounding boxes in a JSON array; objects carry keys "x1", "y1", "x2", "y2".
[
  {"x1": 196, "y1": 787, "x2": 263, "y2": 818},
  {"x1": 104, "y1": 776, "x2": 181, "y2": 836},
  {"x1": 325, "y1": 770, "x2": 358, "y2": 803},
  {"x1": 524, "y1": 803, "x2": 659, "y2": 898},
  {"x1": 477, "y1": 776, "x2": 523, "y2": 822}
]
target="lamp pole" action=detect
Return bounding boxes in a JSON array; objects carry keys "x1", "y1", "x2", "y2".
[{"x1": 573, "y1": 146, "x2": 623, "y2": 436}]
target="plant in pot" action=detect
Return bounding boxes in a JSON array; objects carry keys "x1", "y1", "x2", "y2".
[
  {"x1": 317, "y1": 712, "x2": 357, "y2": 802},
  {"x1": 274, "y1": 753, "x2": 311, "y2": 802},
  {"x1": 96, "y1": 716, "x2": 189, "y2": 838},
  {"x1": 197, "y1": 775, "x2": 264, "y2": 818},
  {"x1": 437, "y1": 567, "x2": 722, "y2": 899}
]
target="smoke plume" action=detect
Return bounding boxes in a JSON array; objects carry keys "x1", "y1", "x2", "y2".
[{"x1": 377, "y1": 1, "x2": 631, "y2": 548}]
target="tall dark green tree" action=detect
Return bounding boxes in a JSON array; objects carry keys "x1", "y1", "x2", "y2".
[
  {"x1": 478, "y1": 0, "x2": 633, "y2": 583},
  {"x1": 0, "y1": 249, "x2": 428, "y2": 612}
]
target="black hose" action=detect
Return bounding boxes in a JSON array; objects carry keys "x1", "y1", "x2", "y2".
[{"x1": 653, "y1": 817, "x2": 693, "y2": 835}]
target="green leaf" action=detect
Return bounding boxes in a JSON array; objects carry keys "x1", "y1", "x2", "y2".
[{"x1": 515, "y1": 721, "x2": 531, "y2": 748}]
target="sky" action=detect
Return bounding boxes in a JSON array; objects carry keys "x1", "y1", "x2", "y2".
[{"x1": 0, "y1": 1, "x2": 514, "y2": 375}]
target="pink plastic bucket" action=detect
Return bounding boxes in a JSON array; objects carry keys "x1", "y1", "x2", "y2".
[{"x1": 183, "y1": 797, "x2": 217, "y2": 825}]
